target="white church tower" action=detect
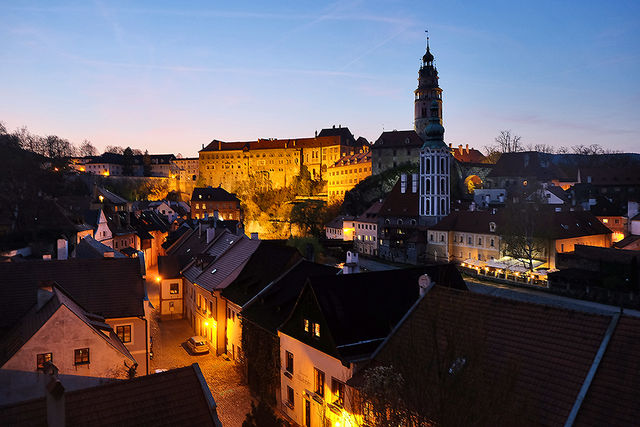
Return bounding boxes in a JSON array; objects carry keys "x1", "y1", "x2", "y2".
[{"x1": 419, "y1": 100, "x2": 451, "y2": 226}]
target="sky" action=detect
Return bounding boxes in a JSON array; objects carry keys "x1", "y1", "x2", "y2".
[{"x1": 1, "y1": 1, "x2": 639, "y2": 157}]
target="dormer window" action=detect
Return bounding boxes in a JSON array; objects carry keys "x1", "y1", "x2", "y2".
[{"x1": 489, "y1": 222, "x2": 496, "y2": 232}]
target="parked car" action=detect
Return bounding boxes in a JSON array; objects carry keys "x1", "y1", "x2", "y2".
[{"x1": 186, "y1": 336, "x2": 209, "y2": 354}]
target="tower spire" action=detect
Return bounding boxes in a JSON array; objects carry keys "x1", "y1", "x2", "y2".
[{"x1": 426, "y1": 29, "x2": 429, "y2": 50}]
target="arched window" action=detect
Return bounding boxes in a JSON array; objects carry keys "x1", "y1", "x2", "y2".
[
  {"x1": 426, "y1": 199, "x2": 430, "y2": 215},
  {"x1": 397, "y1": 219, "x2": 403, "y2": 225},
  {"x1": 411, "y1": 219, "x2": 417, "y2": 226},
  {"x1": 440, "y1": 178, "x2": 445, "y2": 193},
  {"x1": 440, "y1": 158, "x2": 445, "y2": 173},
  {"x1": 385, "y1": 219, "x2": 390, "y2": 225},
  {"x1": 426, "y1": 178, "x2": 431, "y2": 193},
  {"x1": 441, "y1": 199, "x2": 446, "y2": 214},
  {"x1": 426, "y1": 158, "x2": 430, "y2": 174}
]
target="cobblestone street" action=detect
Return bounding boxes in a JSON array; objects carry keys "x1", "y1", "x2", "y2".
[{"x1": 147, "y1": 275, "x2": 252, "y2": 426}]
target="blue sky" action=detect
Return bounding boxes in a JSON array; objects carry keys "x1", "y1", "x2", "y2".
[{"x1": 1, "y1": 1, "x2": 639, "y2": 156}]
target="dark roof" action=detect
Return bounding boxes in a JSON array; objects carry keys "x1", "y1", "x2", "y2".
[
  {"x1": 95, "y1": 186, "x2": 128, "y2": 205},
  {"x1": 579, "y1": 167, "x2": 640, "y2": 186},
  {"x1": 199, "y1": 135, "x2": 341, "y2": 152},
  {"x1": 570, "y1": 244, "x2": 640, "y2": 264},
  {"x1": 317, "y1": 126, "x2": 357, "y2": 146},
  {"x1": 242, "y1": 261, "x2": 339, "y2": 334},
  {"x1": 283, "y1": 265, "x2": 466, "y2": 362},
  {"x1": 0, "y1": 258, "x2": 145, "y2": 331},
  {"x1": 575, "y1": 316, "x2": 640, "y2": 426},
  {"x1": 614, "y1": 234, "x2": 640, "y2": 249},
  {"x1": 0, "y1": 285, "x2": 135, "y2": 368},
  {"x1": 221, "y1": 241, "x2": 302, "y2": 307},
  {"x1": 325, "y1": 215, "x2": 355, "y2": 229},
  {"x1": 430, "y1": 210, "x2": 502, "y2": 233},
  {"x1": 158, "y1": 255, "x2": 181, "y2": 279},
  {"x1": 191, "y1": 187, "x2": 239, "y2": 202},
  {"x1": 372, "y1": 130, "x2": 423, "y2": 148},
  {"x1": 488, "y1": 151, "x2": 569, "y2": 181},
  {"x1": 541, "y1": 211, "x2": 612, "y2": 240},
  {"x1": 0, "y1": 364, "x2": 221, "y2": 426},
  {"x1": 378, "y1": 174, "x2": 419, "y2": 218},
  {"x1": 355, "y1": 200, "x2": 383, "y2": 222},
  {"x1": 76, "y1": 236, "x2": 127, "y2": 259},
  {"x1": 162, "y1": 223, "x2": 192, "y2": 250},
  {"x1": 353, "y1": 286, "x2": 615, "y2": 426}
]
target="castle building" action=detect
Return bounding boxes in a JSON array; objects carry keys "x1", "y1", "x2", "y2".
[
  {"x1": 327, "y1": 150, "x2": 372, "y2": 203},
  {"x1": 198, "y1": 127, "x2": 363, "y2": 191}
]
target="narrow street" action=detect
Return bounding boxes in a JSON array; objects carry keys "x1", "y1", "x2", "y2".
[{"x1": 145, "y1": 269, "x2": 252, "y2": 426}]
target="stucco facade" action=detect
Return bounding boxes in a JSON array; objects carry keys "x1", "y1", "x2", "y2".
[{"x1": 2, "y1": 305, "x2": 134, "y2": 379}]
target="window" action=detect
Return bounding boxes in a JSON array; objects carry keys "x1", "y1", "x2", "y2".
[
  {"x1": 332, "y1": 379, "x2": 345, "y2": 407},
  {"x1": 37, "y1": 352, "x2": 53, "y2": 370},
  {"x1": 304, "y1": 319, "x2": 310, "y2": 333},
  {"x1": 314, "y1": 368, "x2": 325, "y2": 398},
  {"x1": 74, "y1": 348, "x2": 90, "y2": 365},
  {"x1": 478, "y1": 238, "x2": 482, "y2": 246},
  {"x1": 287, "y1": 386, "x2": 295, "y2": 408},
  {"x1": 285, "y1": 351, "x2": 294, "y2": 374},
  {"x1": 490, "y1": 239, "x2": 495, "y2": 247},
  {"x1": 170, "y1": 283, "x2": 179, "y2": 294},
  {"x1": 440, "y1": 234, "x2": 444, "y2": 242},
  {"x1": 468, "y1": 237, "x2": 472, "y2": 245},
  {"x1": 116, "y1": 325, "x2": 131, "y2": 343},
  {"x1": 313, "y1": 323, "x2": 321, "y2": 338}
]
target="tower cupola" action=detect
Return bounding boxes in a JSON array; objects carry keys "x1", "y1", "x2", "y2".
[{"x1": 414, "y1": 32, "x2": 443, "y2": 140}]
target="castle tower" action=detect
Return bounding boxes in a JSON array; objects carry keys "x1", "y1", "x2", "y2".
[
  {"x1": 419, "y1": 100, "x2": 451, "y2": 226},
  {"x1": 414, "y1": 35, "x2": 442, "y2": 140}
]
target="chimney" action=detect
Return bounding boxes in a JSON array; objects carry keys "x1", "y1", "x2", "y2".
[
  {"x1": 458, "y1": 145, "x2": 463, "y2": 155},
  {"x1": 218, "y1": 140, "x2": 221, "y2": 150},
  {"x1": 315, "y1": 130, "x2": 318, "y2": 137},
  {"x1": 202, "y1": 143, "x2": 204, "y2": 150},
  {"x1": 448, "y1": 143, "x2": 452, "y2": 148},
  {"x1": 206, "y1": 227, "x2": 216, "y2": 244},
  {"x1": 250, "y1": 232, "x2": 259, "y2": 240},
  {"x1": 418, "y1": 274, "x2": 434, "y2": 297},
  {"x1": 411, "y1": 173, "x2": 418, "y2": 193},
  {"x1": 213, "y1": 210, "x2": 219, "y2": 227},
  {"x1": 400, "y1": 174, "x2": 407, "y2": 194},
  {"x1": 466, "y1": 144, "x2": 469, "y2": 154},
  {"x1": 38, "y1": 284, "x2": 54, "y2": 310},
  {"x1": 44, "y1": 363, "x2": 65, "y2": 427},
  {"x1": 56, "y1": 239, "x2": 68, "y2": 260}
]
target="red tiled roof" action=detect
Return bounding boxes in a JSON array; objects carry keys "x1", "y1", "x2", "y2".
[
  {"x1": 575, "y1": 316, "x2": 640, "y2": 426},
  {"x1": 200, "y1": 135, "x2": 341, "y2": 152},
  {"x1": 0, "y1": 364, "x2": 221, "y2": 426},
  {"x1": 450, "y1": 144, "x2": 487, "y2": 163},
  {"x1": 331, "y1": 151, "x2": 371, "y2": 167},
  {"x1": 357, "y1": 287, "x2": 613, "y2": 425}
]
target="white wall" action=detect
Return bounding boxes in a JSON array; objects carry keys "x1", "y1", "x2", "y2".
[
  {"x1": 279, "y1": 333, "x2": 357, "y2": 427},
  {"x1": 2, "y1": 306, "x2": 133, "y2": 379}
]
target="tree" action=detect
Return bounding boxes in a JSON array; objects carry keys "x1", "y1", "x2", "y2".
[
  {"x1": 483, "y1": 130, "x2": 523, "y2": 163},
  {"x1": 500, "y1": 194, "x2": 547, "y2": 271},
  {"x1": 122, "y1": 147, "x2": 135, "y2": 176},
  {"x1": 79, "y1": 139, "x2": 97, "y2": 157},
  {"x1": 0, "y1": 121, "x2": 7, "y2": 135},
  {"x1": 104, "y1": 145, "x2": 124, "y2": 154},
  {"x1": 143, "y1": 150, "x2": 152, "y2": 176},
  {"x1": 290, "y1": 200, "x2": 326, "y2": 236},
  {"x1": 242, "y1": 400, "x2": 284, "y2": 427}
]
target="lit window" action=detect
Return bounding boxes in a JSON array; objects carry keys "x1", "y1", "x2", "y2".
[
  {"x1": 37, "y1": 352, "x2": 53, "y2": 371},
  {"x1": 304, "y1": 319, "x2": 310, "y2": 333},
  {"x1": 74, "y1": 348, "x2": 90, "y2": 365},
  {"x1": 287, "y1": 386, "x2": 294, "y2": 409},
  {"x1": 602, "y1": 218, "x2": 609, "y2": 224},
  {"x1": 332, "y1": 379, "x2": 345, "y2": 407},
  {"x1": 314, "y1": 368, "x2": 325, "y2": 398},
  {"x1": 116, "y1": 325, "x2": 131, "y2": 343},
  {"x1": 170, "y1": 283, "x2": 179, "y2": 294},
  {"x1": 285, "y1": 351, "x2": 294, "y2": 374},
  {"x1": 314, "y1": 323, "x2": 321, "y2": 338}
]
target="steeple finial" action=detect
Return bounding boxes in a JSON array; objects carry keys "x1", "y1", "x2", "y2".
[{"x1": 426, "y1": 29, "x2": 429, "y2": 50}]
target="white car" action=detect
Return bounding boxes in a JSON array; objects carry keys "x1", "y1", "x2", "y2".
[{"x1": 186, "y1": 336, "x2": 209, "y2": 354}]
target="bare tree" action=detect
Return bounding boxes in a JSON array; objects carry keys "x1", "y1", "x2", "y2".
[
  {"x1": 79, "y1": 139, "x2": 97, "y2": 157},
  {"x1": 0, "y1": 121, "x2": 7, "y2": 135},
  {"x1": 500, "y1": 194, "x2": 548, "y2": 271},
  {"x1": 526, "y1": 143, "x2": 555, "y2": 153},
  {"x1": 104, "y1": 145, "x2": 124, "y2": 154},
  {"x1": 494, "y1": 130, "x2": 523, "y2": 153}
]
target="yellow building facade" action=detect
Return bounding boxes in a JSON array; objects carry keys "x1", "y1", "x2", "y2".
[
  {"x1": 327, "y1": 151, "x2": 372, "y2": 203},
  {"x1": 199, "y1": 135, "x2": 358, "y2": 191}
]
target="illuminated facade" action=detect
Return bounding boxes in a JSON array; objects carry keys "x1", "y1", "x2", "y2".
[
  {"x1": 327, "y1": 150, "x2": 372, "y2": 203},
  {"x1": 198, "y1": 134, "x2": 361, "y2": 191}
]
